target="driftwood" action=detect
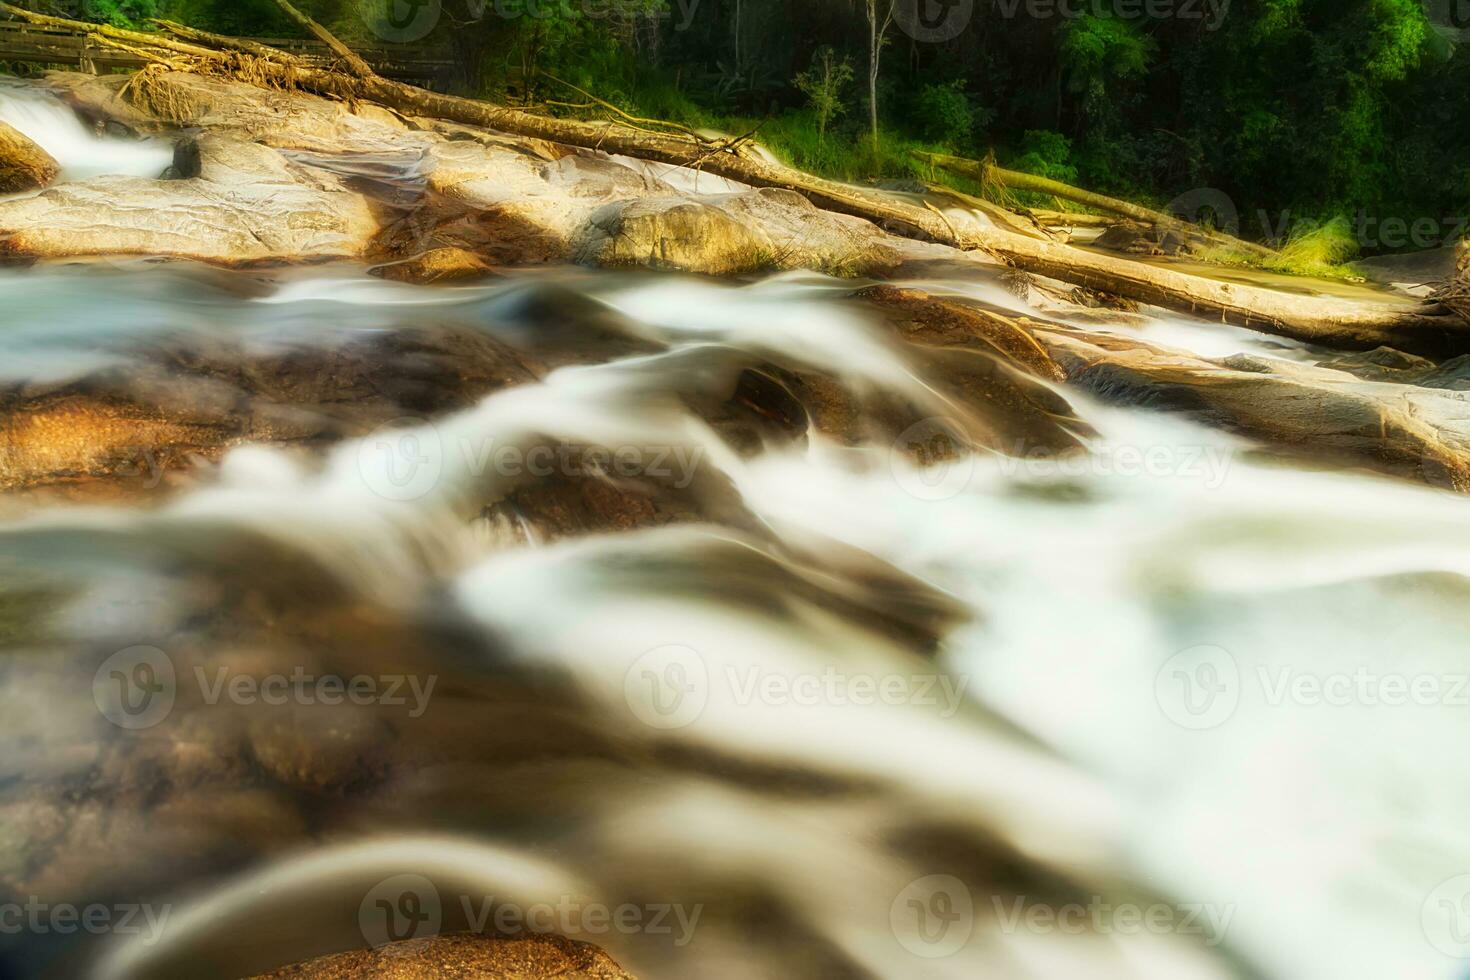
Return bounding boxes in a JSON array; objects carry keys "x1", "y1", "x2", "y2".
[
  {"x1": 264, "y1": 0, "x2": 373, "y2": 78},
  {"x1": 1030, "y1": 210, "x2": 1115, "y2": 229},
  {"x1": 913, "y1": 149, "x2": 1276, "y2": 260},
  {"x1": 3, "y1": 2, "x2": 1468, "y2": 354}
]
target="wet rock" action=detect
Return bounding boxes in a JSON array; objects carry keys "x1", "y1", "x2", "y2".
[
  {"x1": 0, "y1": 322, "x2": 544, "y2": 495},
  {"x1": 842, "y1": 285, "x2": 1088, "y2": 458},
  {"x1": 1092, "y1": 220, "x2": 1196, "y2": 257},
  {"x1": 1316, "y1": 346, "x2": 1437, "y2": 383},
  {"x1": 575, "y1": 188, "x2": 901, "y2": 277},
  {"x1": 0, "y1": 135, "x2": 378, "y2": 263},
  {"x1": 1035, "y1": 323, "x2": 1470, "y2": 489},
  {"x1": 0, "y1": 120, "x2": 59, "y2": 194},
  {"x1": 247, "y1": 704, "x2": 391, "y2": 795},
  {"x1": 1413, "y1": 353, "x2": 1470, "y2": 391},
  {"x1": 247, "y1": 931, "x2": 635, "y2": 979},
  {"x1": 855, "y1": 284, "x2": 1065, "y2": 381},
  {"x1": 370, "y1": 246, "x2": 498, "y2": 284}
]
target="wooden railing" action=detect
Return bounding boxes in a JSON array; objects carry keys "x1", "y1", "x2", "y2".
[{"x1": 0, "y1": 20, "x2": 458, "y2": 86}]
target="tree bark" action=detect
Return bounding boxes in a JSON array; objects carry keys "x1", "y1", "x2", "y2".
[
  {"x1": 5, "y1": 3, "x2": 1467, "y2": 356},
  {"x1": 914, "y1": 149, "x2": 1276, "y2": 259},
  {"x1": 266, "y1": 0, "x2": 376, "y2": 79},
  {"x1": 865, "y1": 0, "x2": 890, "y2": 148},
  {"x1": 1030, "y1": 209, "x2": 1115, "y2": 229}
]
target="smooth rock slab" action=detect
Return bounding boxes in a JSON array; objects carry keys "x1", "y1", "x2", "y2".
[{"x1": 0, "y1": 135, "x2": 378, "y2": 263}]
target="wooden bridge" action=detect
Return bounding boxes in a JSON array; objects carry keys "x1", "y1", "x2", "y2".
[{"x1": 0, "y1": 19, "x2": 458, "y2": 87}]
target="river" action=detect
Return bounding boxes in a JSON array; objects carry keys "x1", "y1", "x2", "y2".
[{"x1": 0, "y1": 84, "x2": 1467, "y2": 980}]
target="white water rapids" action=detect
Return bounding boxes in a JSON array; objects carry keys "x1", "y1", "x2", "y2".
[
  {"x1": 0, "y1": 262, "x2": 1465, "y2": 980},
  {"x1": 0, "y1": 85, "x2": 1466, "y2": 980}
]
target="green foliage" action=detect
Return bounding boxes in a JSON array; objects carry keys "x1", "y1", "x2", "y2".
[
  {"x1": 160, "y1": 0, "x2": 300, "y2": 36},
  {"x1": 1264, "y1": 216, "x2": 1362, "y2": 276},
  {"x1": 793, "y1": 47, "x2": 853, "y2": 138},
  {"x1": 154, "y1": 0, "x2": 1470, "y2": 260},
  {"x1": 1059, "y1": 15, "x2": 1157, "y2": 87},
  {"x1": 1203, "y1": 216, "x2": 1362, "y2": 279},
  {"x1": 912, "y1": 80, "x2": 977, "y2": 145},
  {"x1": 84, "y1": 0, "x2": 160, "y2": 29},
  {"x1": 1011, "y1": 131, "x2": 1078, "y2": 184}
]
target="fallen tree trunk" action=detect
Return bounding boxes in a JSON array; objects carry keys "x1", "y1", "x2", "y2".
[
  {"x1": 264, "y1": 0, "x2": 374, "y2": 78},
  {"x1": 1030, "y1": 210, "x2": 1115, "y2": 229},
  {"x1": 5, "y1": 4, "x2": 1468, "y2": 355},
  {"x1": 999, "y1": 232, "x2": 1467, "y2": 354},
  {"x1": 914, "y1": 149, "x2": 1276, "y2": 260},
  {"x1": 918, "y1": 182, "x2": 1054, "y2": 242}
]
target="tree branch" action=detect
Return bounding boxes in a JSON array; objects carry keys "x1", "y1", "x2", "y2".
[{"x1": 266, "y1": 0, "x2": 376, "y2": 79}]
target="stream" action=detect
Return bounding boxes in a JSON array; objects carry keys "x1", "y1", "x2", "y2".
[{"x1": 1, "y1": 86, "x2": 1468, "y2": 980}]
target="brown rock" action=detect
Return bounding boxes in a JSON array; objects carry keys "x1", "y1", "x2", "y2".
[
  {"x1": 371, "y1": 246, "x2": 499, "y2": 284},
  {"x1": 854, "y1": 284, "x2": 1067, "y2": 381},
  {"x1": 574, "y1": 188, "x2": 901, "y2": 277},
  {"x1": 1035, "y1": 322, "x2": 1470, "y2": 490},
  {"x1": 0, "y1": 120, "x2": 59, "y2": 193},
  {"x1": 247, "y1": 932, "x2": 635, "y2": 979}
]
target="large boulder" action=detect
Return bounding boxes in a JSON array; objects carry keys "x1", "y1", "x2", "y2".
[
  {"x1": 573, "y1": 188, "x2": 902, "y2": 277},
  {"x1": 418, "y1": 136, "x2": 678, "y2": 264},
  {"x1": 0, "y1": 120, "x2": 59, "y2": 193},
  {"x1": 0, "y1": 135, "x2": 379, "y2": 262}
]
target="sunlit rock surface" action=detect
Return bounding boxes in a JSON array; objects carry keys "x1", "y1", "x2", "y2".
[
  {"x1": 0, "y1": 120, "x2": 58, "y2": 193},
  {"x1": 0, "y1": 135, "x2": 378, "y2": 262}
]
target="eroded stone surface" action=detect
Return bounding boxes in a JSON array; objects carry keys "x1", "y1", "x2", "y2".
[
  {"x1": 0, "y1": 120, "x2": 58, "y2": 193},
  {"x1": 0, "y1": 135, "x2": 378, "y2": 262}
]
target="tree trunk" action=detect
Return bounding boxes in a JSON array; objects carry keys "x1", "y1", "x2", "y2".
[
  {"x1": 6, "y1": 3, "x2": 1467, "y2": 356},
  {"x1": 867, "y1": 49, "x2": 878, "y2": 145},
  {"x1": 914, "y1": 149, "x2": 1276, "y2": 259},
  {"x1": 266, "y1": 0, "x2": 375, "y2": 79}
]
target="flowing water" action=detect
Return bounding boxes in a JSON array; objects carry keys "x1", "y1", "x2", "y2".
[
  {"x1": 1, "y1": 89, "x2": 1469, "y2": 980},
  {"x1": 0, "y1": 81, "x2": 173, "y2": 182}
]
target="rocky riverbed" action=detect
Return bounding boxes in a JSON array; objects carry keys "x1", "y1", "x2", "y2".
[{"x1": 1, "y1": 68, "x2": 1469, "y2": 980}]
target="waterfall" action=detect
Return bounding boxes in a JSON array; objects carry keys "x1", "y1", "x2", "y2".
[{"x1": 0, "y1": 83, "x2": 173, "y2": 182}]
